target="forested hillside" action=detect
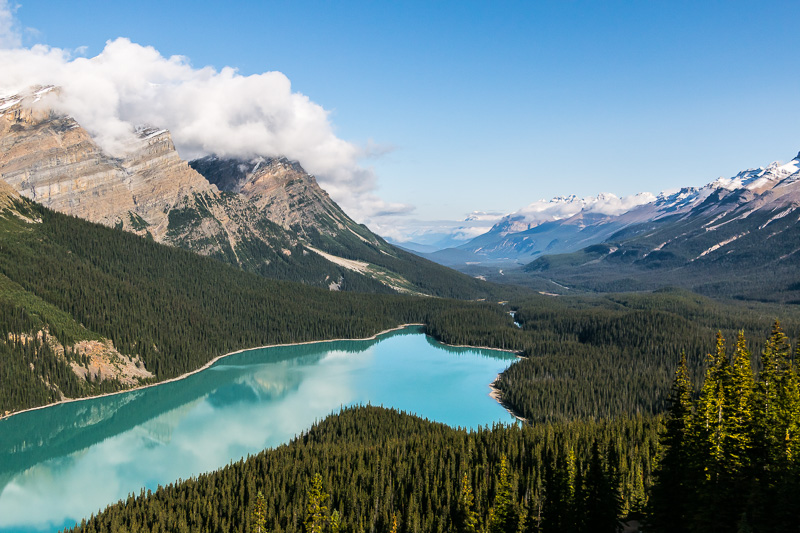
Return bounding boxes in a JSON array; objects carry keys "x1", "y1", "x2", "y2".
[
  {"x1": 4, "y1": 179, "x2": 800, "y2": 532},
  {"x1": 3, "y1": 188, "x2": 799, "y2": 424},
  {"x1": 65, "y1": 406, "x2": 660, "y2": 533},
  {"x1": 61, "y1": 325, "x2": 800, "y2": 533},
  {"x1": 0, "y1": 95, "x2": 504, "y2": 299},
  {"x1": 490, "y1": 291, "x2": 800, "y2": 421},
  {"x1": 0, "y1": 193, "x2": 520, "y2": 415}
]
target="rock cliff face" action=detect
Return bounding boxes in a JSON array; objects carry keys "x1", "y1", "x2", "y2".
[
  {"x1": 0, "y1": 88, "x2": 480, "y2": 296},
  {"x1": 0, "y1": 89, "x2": 314, "y2": 275},
  {"x1": 0, "y1": 89, "x2": 214, "y2": 238},
  {"x1": 190, "y1": 155, "x2": 381, "y2": 245}
]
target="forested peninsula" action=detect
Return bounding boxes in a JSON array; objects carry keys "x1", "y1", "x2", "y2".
[{"x1": 64, "y1": 324, "x2": 800, "y2": 533}]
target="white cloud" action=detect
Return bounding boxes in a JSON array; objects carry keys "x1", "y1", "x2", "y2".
[
  {"x1": 0, "y1": 33, "x2": 408, "y2": 222},
  {"x1": 464, "y1": 210, "x2": 506, "y2": 223},
  {"x1": 0, "y1": 1, "x2": 21, "y2": 48},
  {"x1": 495, "y1": 191, "x2": 656, "y2": 234},
  {"x1": 582, "y1": 191, "x2": 656, "y2": 215}
]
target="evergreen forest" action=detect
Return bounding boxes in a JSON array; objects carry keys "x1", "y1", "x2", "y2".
[
  {"x1": 3, "y1": 193, "x2": 800, "y2": 532},
  {"x1": 64, "y1": 405, "x2": 659, "y2": 533},
  {"x1": 648, "y1": 323, "x2": 800, "y2": 532},
  {"x1": 65, "y1": 325, "x2": 800, "y2": 533}
]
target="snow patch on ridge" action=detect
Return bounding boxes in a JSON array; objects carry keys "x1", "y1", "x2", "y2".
[
  {"x1": 759, "y1": 206, "x2": 798, "y2": 230},
  {"x1": 694, "y1": 232, "x2": 750, "y2": 260},
  {"x1": 0, "y1": 97, "x2": 19, "y2": 111}
]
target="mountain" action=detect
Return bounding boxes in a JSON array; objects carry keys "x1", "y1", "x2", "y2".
[
  {"x1": 0, "y1": 88, "x2": 324, "y2": 281},
  {"x1": 190, "y1": 156, "x2": 372, "y2": 243},
  {"x1": 186, "y1": 155, "x2": 512, "y2": 298},
  {"x1": 520, "y1": 152, "x2": 800, "y2": 302},
  {"x1": 0, "y1": 87, "x2": 503, "y2": 299},
  {"x1": 188, "y1": 154, "x2": 389, "y2": 264},
  {"x1": 423, "y1": 192, "x2": 655, "y2": 267},
  {"x1": 420, "y1": 153, "x2": 800, "y2": 278},
  {"x1": 0, "y1": 178, "x2": 525, "y2": 415}
]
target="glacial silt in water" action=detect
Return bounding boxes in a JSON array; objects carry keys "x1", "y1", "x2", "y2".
[{"x1": 0, "y1": 327, "x2": 516, "y2": 532}]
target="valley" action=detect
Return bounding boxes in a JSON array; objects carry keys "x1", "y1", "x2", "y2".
[
  {"x1": 416, "y1": 152, "x2": 800, "y2": 305},
  {"x1": 0, "y1": 15, "x2": 799, "y2": 531}
]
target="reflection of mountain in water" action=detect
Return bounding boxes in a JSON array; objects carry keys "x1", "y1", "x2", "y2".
[{"x1": 0, "y1": 328, "x2": 415, "y2": 490}]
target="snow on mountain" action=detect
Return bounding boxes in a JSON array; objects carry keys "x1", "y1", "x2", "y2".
[
  {"x1": 584, "y1": 192, "x2": 658, "y2": 215},
  {"x1": 420, "y1": 149, "x2": 800, "y2": 269},
  {"x1": 492, "y1": 192, "x2": 656, "y2": 236},
  {"x1": 709, "y1": 152, "x2": 800, "y2": 192}
]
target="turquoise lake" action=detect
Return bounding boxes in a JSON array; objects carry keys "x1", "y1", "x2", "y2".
[{"x1": 0, "y1": 327, "x2": 517, "y2": 532}]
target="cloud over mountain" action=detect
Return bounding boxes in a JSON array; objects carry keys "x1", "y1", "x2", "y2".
[
  {"x1": 0, "y1": 6, "x2": 408, "y2": 222},
  {"x1": 495, "y1": 192, "x2": 656, "y2": 235}
]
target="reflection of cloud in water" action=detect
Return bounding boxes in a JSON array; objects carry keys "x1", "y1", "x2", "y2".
[{"x1": 0, "y1": 328, "x2": 513, "y2": 532}]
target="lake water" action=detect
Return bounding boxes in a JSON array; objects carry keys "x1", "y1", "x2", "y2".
[{"x1": 0, "y1": 327, "x2": 516, "y2": 532}]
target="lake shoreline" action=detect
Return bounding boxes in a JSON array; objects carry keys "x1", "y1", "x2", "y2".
[
  {"x1": 2, "y1": 323, "x2": 526, "y2": 423},
  {"x1": 489, "y1": 376, "x2": 527, "y2": 423},
  {"x1": 1, "y1": 323, "x2": 425, "y2": 421}
]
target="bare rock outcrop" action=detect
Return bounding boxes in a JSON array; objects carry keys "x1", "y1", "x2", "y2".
[
  {"x1": 0, "y1": 89, "x2": 216, "y2": 239},
  {"x1": 190, "y1": 155, "x2": 381, "y2": 244},
  {"x1": 0, "y1": 89, "x2": 297, "y2": 269}
]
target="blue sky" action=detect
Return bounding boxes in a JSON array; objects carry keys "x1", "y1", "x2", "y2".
[{"x1": 5, "y1": 0, "x2": 800, "y2": 236}]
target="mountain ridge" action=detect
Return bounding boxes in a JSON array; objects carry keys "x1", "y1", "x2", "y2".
[
  {"x1": 515, "y1": 152, "x2": 800, "y2": 302},
  {"x1": 0, "y1": 87, "x2": 504, "y2": 299},
  {"x1": 421, "y1": 150, "x2": 800, "y2": 270}
]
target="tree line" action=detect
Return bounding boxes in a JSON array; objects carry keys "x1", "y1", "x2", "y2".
[
  {"x1": 648, "y1": 322, "x2": 800, "y2": 532},
  {"x1": 64, "y1": 406, "x2": 659, "y2": 533}
]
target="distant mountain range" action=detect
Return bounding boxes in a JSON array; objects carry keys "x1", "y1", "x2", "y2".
[
  {"x1": 0, "y1": 87, "x2": 499, "y2": 299},
  {"x1": 421, "y1": 150, "x2": 800, "y2": 302},
  {"x1": 419, "y1": 152, "x2": 800, "y2": 280}
]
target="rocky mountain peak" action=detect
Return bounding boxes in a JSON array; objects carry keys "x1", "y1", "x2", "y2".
[
  {"x1": 0, "y1": 94, "x2": 216, "y2": 238},
  {"x1": 190, "y1": 154, "x2": 365, "y2": 242}
]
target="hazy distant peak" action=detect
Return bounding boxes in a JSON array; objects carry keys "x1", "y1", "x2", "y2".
[
  {"x1": 494, "y1": 191, "x2": 655, "y2": 235},
  {"x1": 463, "y1": 211, "x2": 506, "y2": 222}
]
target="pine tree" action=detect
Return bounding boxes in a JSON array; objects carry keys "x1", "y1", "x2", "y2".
[
  {"x1": 251, "y1": 491, "x2": 268, "y2": 533},
  {"x1": 304, "y1": 473, "x2": 331, "y2": 533},
  {"x1": 692, "y1": 332, "x2": 734, "y2": 531},
  {"x1": 488, "y1": 455, "x2": 519, "y2": 533},
  {"x1": 695, "y1": 332, "x2": 730, "y2": 472},
  {"x1": 541, "y1": 450, "x2": 572, "y2": 533},
  {"x1": 756, "y1": 321, "x2": 792, "y2": 458},
  {"x1": 580, "y1": 440, "x2": 622, "y2": 533},
  {"x1": 647, "y1": 352, "x2": 694, "y2": 532},
  {"x1": 723, "y1": 331, "x2": 754, "y2": 476},
  {"x1": 718, "y1": 331, "x2": 756, "y2": 531},
  {"x1": 454, "y1": 472, "x2": 479, "y2": 533},
  {"x1": 329, "y1": 511, "x2": 340, "y2": 533}
]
